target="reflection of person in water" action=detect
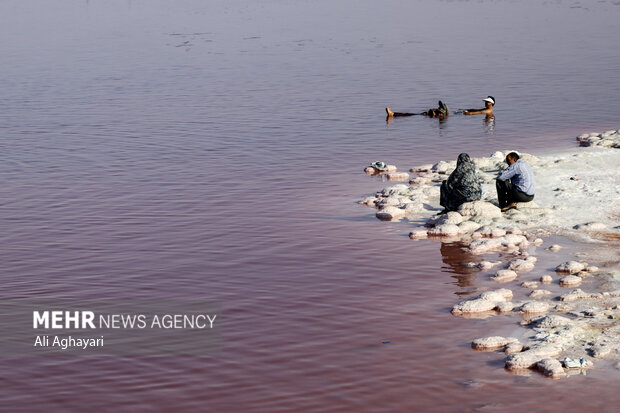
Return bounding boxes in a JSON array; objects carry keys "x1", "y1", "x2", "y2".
[
  {"x1": 385, "y1": 100, "x2": 449, "y2": 119},
  {"x1": 440, "y1": 242, "x2": 479, "y2": 287}
]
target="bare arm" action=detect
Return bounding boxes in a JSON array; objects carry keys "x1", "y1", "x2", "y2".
[{"x1": 463, "y1": 108, "x2": 492, "y2": 115}]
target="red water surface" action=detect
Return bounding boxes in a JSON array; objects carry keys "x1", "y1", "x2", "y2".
[{"x1": 1, "y1": 0, "x2": 620, "y2": 411}]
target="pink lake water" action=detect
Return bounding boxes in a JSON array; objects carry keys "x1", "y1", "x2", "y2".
[{"x1": 1, "y1": 0, "x2": 620, "y2": 411}]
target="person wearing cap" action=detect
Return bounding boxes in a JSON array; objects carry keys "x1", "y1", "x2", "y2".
[
  {"x1": 495, "y1": 152, "x2": 535, "y2": 212},
  {"x1": 386, "y1": 100, "x2": 449, "y2": 119},
  {"x1": 463, "y1": 96, "x2": 495, "y2": 115}
]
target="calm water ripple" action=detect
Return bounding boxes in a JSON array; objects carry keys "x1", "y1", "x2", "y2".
[{"x1": 1, "y1": 0, "x2": 620, "y2": 412}]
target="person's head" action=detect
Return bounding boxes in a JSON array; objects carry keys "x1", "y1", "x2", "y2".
[
  {"x1": 456, "y1": 153, "x2": 474, "y2": 168},
  {"x1": 505, "y1": 152, "x2": 519, "y2": 165},
  {"x1": 483, "y1": 96, "x2": 495, "y2": 109}
]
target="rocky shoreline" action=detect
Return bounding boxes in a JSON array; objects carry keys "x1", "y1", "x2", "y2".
[{"x1": 360, "y1": 129, "x2": 620, "y2": 379}]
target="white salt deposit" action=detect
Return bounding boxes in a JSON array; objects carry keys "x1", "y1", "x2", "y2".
[{"x1": 361, "y1": 129, "x2": 620, "y2": 379}]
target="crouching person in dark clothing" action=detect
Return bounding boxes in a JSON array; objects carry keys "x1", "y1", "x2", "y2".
[{"x1": 496, "y1": 152, "x2": 535, "y2": 212}]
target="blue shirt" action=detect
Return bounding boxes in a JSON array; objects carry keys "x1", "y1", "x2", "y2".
[{"x1": 497, "y1": 160, "x2": 535, "y2": 195}]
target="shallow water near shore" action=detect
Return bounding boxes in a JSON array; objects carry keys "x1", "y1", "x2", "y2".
[{"x1": 1, "y1": 0, "x2": 620, "y2": 411}]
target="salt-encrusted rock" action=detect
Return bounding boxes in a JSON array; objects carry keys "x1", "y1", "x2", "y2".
[
  {"x1": 458, "y1": 201, "x2": 502, "y2": 219},
  {"x1": 468, "y1": 234, "x2": 529, "y2": 254},
  {"x1": 590, "y1": 344, "x2": 612, "y2": 358},
  {"x1": 409, "y1": 230, "x2": 428, "y2": 239},
  {"x1": 555, "y1": 261, "x2": 587, "y2": 274},
  {"x1": 521, "y1": 301, "x2": 550, "y2": 314},
  {"x1": 409, "y1": 177, "x2": 432, "y2": 185},
  {"x1": 505, "y1": 342, "x2": 524, "y2": 355},
  {"x1": 451, "y1": 289, "x2": 513, "y2": 315},
  {"x1": 410, "y1": 164, "x2": 433, "y2": 173},
  {"x1": 431, "y1": 160, "x2": 455, "y2": 174},
  {"x1": 477, "y1": 261, "x2": 500, "y2": 271},
  {"x1": 584, "y1": 266, "x2": 599, "y2": 273},
  {"x1": 472, "y1": 336, "x2": 519, "y2": 350},
  {"x1": 540, "y1": 275, "x2": 553, "y2": 284},
  {"x1": 548, "y1": 244, "x2": 562, "y2": 252},
  {"x1": 458, "y1": 221, "x2": 482, "y2": 233},
  {"x1": 504, "y1": 234, "x2": 530, "y2": 247},
  {"x1": 537, "y1": 358, "x2": 566, "y2": 378},
  {"x1": 505, "y1": 227, "x2": 523, "y2": 235},
  {"x1": 509, "y1": 257, "x2": 537, "y2": 273},
  {"x1": 495, "y1": 301, "x2": 515, "y2": 313},
  {"x1": 560, "y1": 289, "x2": 591, "y2": 302},
  {"x1": 521, "y1": 281, "x2": 539, "y2": 289},
  {"x1": 427, "y1": 224, "x2": 461, "y2": 237},
  {"x1": 376, "y1": 184, "x2": 408, "y2": 197},
  {"x1": 533, "y1": 238, "x2": 544, "y2": 246},
  {"x1": 492, "y1": 270, "x2": 518, "y2": 282},
  {"x1": 573, "y1": 222, "x2": 607, "y2": 231},
  {"x1": 530, "y1": 289, "x2": 552, "y2": 299},
  {"x1": 376, "y1": 206, "x2": 406, "y2": 220},
  {"x1": 533, "y1": 315, "x2": 572, "y2": 329},
  {"x1": 433, "y1": 211, "x2": 464, "y2": 226},
  {"x1": 475, "y1": 226, "x2": 506, "y2": 238},
  {"x1": 559, "y1": 275, "x2": 582, "y2": 287},
  {"x1": 359, "y1": 196, "x2": 378, "y2": 206},
  {"x1": 386, "y1": 172, "x2": 410, "y2": 181},
  {"x1": 482, "y1": 289, "x2": 514, "y2": 301},
  {"x1": 505, "y1": 344, "x2": 562, "y2": 370}
]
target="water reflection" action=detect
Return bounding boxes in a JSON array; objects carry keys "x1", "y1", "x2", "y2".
[
  {"x1": 484, "y1": 114, "x2": 496, "y2": 134},
  {"x1": 440, "y1": 241, "x2": 479, "y2": 287}
]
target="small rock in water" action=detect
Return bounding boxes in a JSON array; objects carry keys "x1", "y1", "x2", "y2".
[
  {"x1": 409, "y1": 230, "x2": 428, "y2": 239},
  {"x1": 548, "y1": 244, "x2": 562, "y2": 252},
  {"x1": 520, "y1": 301, "x2": 550, "y2": 314},
  {"x1": 540, "y1": 275, "x2": 553, "y2": 284},
  {"x1": 506, "y1": 344, "x2": 562, "y2": 370},
  {"x1": 509, "y1": 257, "x2": 537, "y2": 273},
  {"x1": 492, "y1": 270, "x2": 518, "y2": 282},
  {"x1": 471, "y1": 336, "x2": 519, "y2": 350},
  {"x1": 451, "y1": 289, "x2": 513, "y2": 315},
  {"x1": 505, "y1": 342, "x2": 524, "y2": 355},
  {"x1": 495, "y1": 301, "x2": 514, "y2": 313},
  {"x1": 386, "y1": 172, "x2": 409, "y2": 181},
  {"x1": 477, "y1": 261, "x2": 500, "y2": 270},
  {"x1": 559, "y1": 275, "x2": 582, "y2": 287},
  {"x1": 555, "y1": 261, "x2": 587, "y2": 274},
  {"x1": 521, "y1": 281, "x2": 539, "y2": 289},
  {"x1": 537, "y1": 358, "x2": 566, "y2": 378},
  {"x1": 529, "y1": 289, "x2": 552, "y2": 299},
  {"x1": 427, "y1": 224, "x2": 462, "y2": 237}
]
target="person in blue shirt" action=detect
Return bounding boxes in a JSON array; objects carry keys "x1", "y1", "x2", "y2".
[{"x1": 496, "y1": 152, "x2": 535, "y2": 212}]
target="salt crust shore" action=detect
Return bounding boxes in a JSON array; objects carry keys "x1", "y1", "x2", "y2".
[{"x1": 360, "y1": 129, "x2": 620, "y2": 379}]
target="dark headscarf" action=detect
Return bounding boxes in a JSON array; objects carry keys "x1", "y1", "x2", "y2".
[
  {"x1": 442, "y1": 153, "x2": 482, "y2": 209},
  {"x1": 448, "y1": 153, "x2": 482, "y2": 199}
]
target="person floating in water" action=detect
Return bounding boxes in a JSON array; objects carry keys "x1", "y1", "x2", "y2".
[
  {"x1": 385, "y1": 100, "x2": 449, "y2": 119},
  {"x1": 386, "y1": 96, "x2": 495, "y2": 120},
  {"x1": 463, "y1": 96, "x2": 495, "y2": 116}
]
